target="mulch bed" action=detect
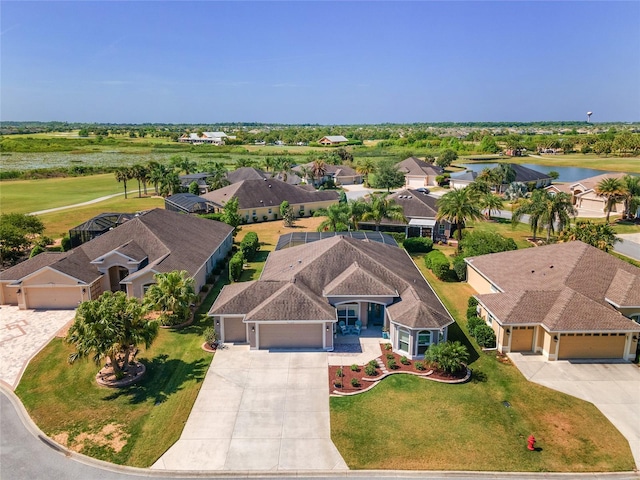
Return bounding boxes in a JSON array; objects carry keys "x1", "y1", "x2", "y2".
[
  {"x1": 328, "y1": 343, "x2": 467, "y2": 393},
  {"x1": 96, "y1": 361, "x2": 146, "y2": 388}
]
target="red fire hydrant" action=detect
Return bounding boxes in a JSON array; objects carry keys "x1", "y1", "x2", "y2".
[{"x1": 527, "y1": 435, "x2": 536, "y2": 451}]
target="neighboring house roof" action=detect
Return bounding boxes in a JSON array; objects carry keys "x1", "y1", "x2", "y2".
[
  {"x1": 211, "y1": 236, "x2": 454, "y2": 330},
  {"x1": 451, "y1": 171, "x2": 478, "y2": 182},
  {"x1": 226, "y1": 167, "x2": 302, "y2": 185},
  {"x1": 509, "y1": 164, "x2": 552, "y2": 183},
  {"x1": 293, "y1": 162, "x2": 359, "y2": 179},
  {"x1": 569, "y1": 172, "x2": 627, "y2": 192},
  {"x1": 319, "y1": 135, "x2": 348, "y2": 143},
  {"x1": 179, "y1": 173, "x2": 212, "y2": 188},
  {"x1": 1, "y1": 209, "x2": 233, "y2": 286},
  {"x1": 165, "y1": 193, "x2": 220, "y2": 213},
  {"x1": 275, "y1": 231, "x2": 398, "y2": 250},
  {"x1": 467, "y1": 241, "x2": 640, "y2": 332},
  {"x1": 396, "y1": 157, "x2": 443, "y2": 177},
  {"x1": 360, "y1": 189, "x2": 439, "y2": 227},
  {"x1": 201, "y1": 178, "x2": 339, "y2": 210}
]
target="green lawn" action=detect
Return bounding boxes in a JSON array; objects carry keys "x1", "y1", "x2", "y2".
[
  {"x1": 15, "y1": 273, "x2": 229, "y2": 467},
  {"x1": 330, "y1": 252, "x2": 635, "y2": 472}
]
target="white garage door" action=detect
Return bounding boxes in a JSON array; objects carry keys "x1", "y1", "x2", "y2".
[
  {"x1": 26, "y1": 287, "x2": 81, "y2": 310},
  {"x1": 258, "y1": 323, "x2": 323, "y2": 350}
]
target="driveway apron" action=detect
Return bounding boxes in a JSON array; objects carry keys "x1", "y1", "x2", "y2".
[
  {"x1": 152, "y1": 344, "x2": 348, "y2": 471},
  {"x1": 509, "y1": 353, "x2": 640, "y2": 469}
]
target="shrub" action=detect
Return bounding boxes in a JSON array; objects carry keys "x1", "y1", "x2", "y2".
[
  {"x1": 415, "y1": 361, "x2": 426, "y2": 371},
  {"x1": 262, "y1": 215, "x2": 268, "y2": 221},
  {"x1": 336, "y1": 368, "x2": 343, "y2": 378},
  {"x1": 60, "y1": 234, "x2": 72, "y2": 252},
  {"x1": 426, "y1": 341, "x2": 469, "y2": 374},
  {"x1": 368, "y1": 359, "x2": 378, "y2": 368},
  {"x1": 386, "y1": 353, "x2": 394, "y2": 360},
  {"x1": 430, "y1": 256, "x2": 451, "y2": 280},
  {"x1": 452, "y1": 256, "x2": 467, "y2": 281},
  {"x1": 468, "y1": 296, "x2": 479, "y2": 308},
  {"x1": 229, "y1": 252, "x2": 244, "y2": 282},
  {"x1": 200, "y1": 285, "x2": 209, "y2": 293},
  {"x1": 389, "y1": 232, "x2": 407, "y2": 245},
  {"x1": 473, "y1": 324, "x2": 497, "y2": 348},
  {"x1": 400, "y1": 356, "x2": 410, "y2": 365},
  {"x1": 203, "y1": 326, "x2": 217, "y2": 347},
  {"x1": 350, "y1": 364, "x2": 359, "y2": 372},
  {"x1": 365, "y1": 364, "x2": 377, "y2": 376},
  {"x1": 384, "y1": 343, "x2": 392, "y2": 350},
  {"x1": 467, "y1": 316, "x2": 485, "y2": 333},
  {"x1": 240, "y1": 232, "x2": 260, "y2": 261},
  {"x1": 387, "y1": 358, "x2": 398, "y2": 369},
  {"x1": 334, "y1": 380, "x2": 342, "y2": 388},
  {"x1": 403, "y1": 237, "x2": 434, "y2": 253},
  {"x1": 467, "y1": 305, "x2": 479, "y2": 319},
  {"x1": 425, "y1": 250, "x2": 448, "y2": 276},
  {"x1": 350, "y1": 378, "x2": 360, "y2": 387},
  {"x1": 459, "y1": 230, "x2": 518, "y2": 257}
]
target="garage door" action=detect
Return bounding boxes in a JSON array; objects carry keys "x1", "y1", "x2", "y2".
[
  {"x1": 258, "y1": 324, "x2": 323, "y2": 350},
  {"x1": 406, "y1": 177, "x2": 424, "y2": 189},
  {"x1": 26, "y1": 287, "x2": 80, "y2": 309},
  {"x1": 511, "y1": 326, "x2": 535, "y2": 351},
  {"x1": 578, "y1": 198, "x2": 605, "y2": 212},
  {"x1": 558, "y1": 333, "x2": 626, "y2": 359},
  {"x1": 224, "y1": 317, "x2": 247, "y2": 343}
]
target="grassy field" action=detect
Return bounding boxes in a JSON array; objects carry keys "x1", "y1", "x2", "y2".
[
  {"x1": 330, "y1": 251, "x2": 635, "y2": 472},
  {"x1": 15, "y1": 272, "x2": 229, "y2": 467},
  {"x1": 496, "y1": 153, "x2": 640, "y2": 174}
]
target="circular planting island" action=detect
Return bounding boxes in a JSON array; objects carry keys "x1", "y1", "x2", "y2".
[{"x1": 96, "y1": 361, "x2": 146, "y2": 388}]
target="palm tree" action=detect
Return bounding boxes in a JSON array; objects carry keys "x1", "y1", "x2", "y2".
[
  {"x1": 170, "y1": 155, "x2": 197, "y2": 175},
  {"x1": 347, "y1": 199, "x2": 369, "y2": 230},
  {"x1": 356, "y1": 159, "x2": 376, "y2": 187},
  {"x1": 115, "y1": 167, "x2": 132, "y2": 199},
  {"x1": 144, "y1": 270, "x2": 197, "y2": 326},
  {"x1": 312, "y1": 159, "x2": 327, "y2": 187},
  {"x1": 314, "y1": 203, "x2": 349, "y2": 232},
  {"x1": 274, "y1": 156, "x2": 293, "y2": 182},
  {"x1": 362, "y1": 192, "x2": 406, "y2": 231},
  {"x1": 262, "y1": 156, "x2": 274, "y2": 172},
  {"x1": 436, "y1": 187, "x2": 483, "y2": 251},
  {"x1": 147, "y1": 162, "x2": 168, "y2": 195},
  {"x1": 130, "y1": 164, "x2": 147, "y2": 198},
  {"x1": 621, "y1": 175, "x2": 640, "y2": 219},
  {"x1": 297, "y1": 165, "x2": 313, "y2": 184},
  {"x1": 477, "y1": 167, "x2": 501, "y2": 192},
  {"x1": 513, "y1": 190, "x2": 576, "y2": 242},
  {"x1": 558, "y1": 220, "x2": 618, "y2": 252},
  {"x1": 159, "y1": 171, "x2": 181, "y2": 197},
  {"x1": 495, "y1": 164, "x2": 516, "y2": 191},
  {"x1": 67, "y1": 291, "x2": 158, "y2": 378},
  {"x1": 479, "y1": 193, "x2": 504, "y2": 221},
  {"x1": 596, "y1": 177, "x2": 625, "y2": 223}
]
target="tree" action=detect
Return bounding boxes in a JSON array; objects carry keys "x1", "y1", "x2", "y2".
[
  {"x1": 314, "y1": 203, "x2": 349, "y2": 232},
  {"x1": 159, "y1": 171, "x2": 181, "y2": 197},
  {"x1": 189, "y1": 181, "x2": 200, "y2": 195},
  {"x1": 478, "y1": 192, "x2": 504, "y2": 220},
  {"x1": 347, "y1": 199, "x2": 368, "y2": 230},
  {"x1": 513, "y1": 190, "x2": 576, "y2": 242},
  {"x1": 67, "y1": 291, "x2": 158, "y2": 378},
  {"x1": 436, "y1": 149, "x2": 458, "y2": 168},
  {"x1": 436, "y1": 188, "x2": 483, "y2": 251},
  {"x1": 478, "y1": 136, "x2": 500, "y2": 153},
  {"x1": 495, "y1": 164, "x2": 516, "y2": 186},
  {"x1": 558, "y1": 221, "x2": 618, "y2": 252},
  {"x1": 621, "y1": 175, "x2": 640, "y2": 219},
  {"x1": 221, "y1": 196, "x2": 242, "y2": 234},
  {"x1": 372, "y1": 160, "x2": 405, "y2": 192},
  {"x1": 311, "y1": 159, "x2": 327, "y2": 187},
  {"x1": 356, "y1": 159, "x2": 376, "y2": 187},
  {"x1": 0, "y1": 213, "x2": 45, "y2": 263},
  {"x1": 592, "y1": 140, "x2": 612, "y2": 157},
  {"x1": 274, "y1": 156, "x2": 293, "y2": 182},
  {"x1": 459, "y1": 231, "x2": 517, "y2": 257},
  {"x1": 144, "y1": 270, "x2": 197, "y2": 326},
  {"x1": 130, "y1": 164, "x2": 148, "y2": 198},
  {"x1": 280, "y1": 201, "x2": 296, "y2": 227},
  {"x1": 170, "y1": 155, "x2": 197, "y2": 174},
  {"x1": 362, "y1": 192, "x2": 406, "y2": 231},
  {"x1": 503, "y1": 182, "x2": 529, "y2": 202},
  {"x1": 595, "y1": 177, "x2": 625, "y2": 223},
  {"x1": 147, "y1": 161, "x2": 167, "y2": 195},
  {"x1": 115, "y1": 167, "x2": 132, "y2": 199}
]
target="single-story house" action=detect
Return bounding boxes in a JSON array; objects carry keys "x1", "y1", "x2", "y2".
[
  {"x1": 450, "y1": 171, "x2": 479, "y2": 190},
  {"x1": 165, "y1": 193, "x2": 218, "y2": 215},
  {"x1": 396, "y1": 157, "x2": 444, "y2": 189},
  {"x1": 209, "y1": 235, "x2": 454, "y2": 357},
  {"x1": 68, "y1": 212, "x2": 136, "y2": 248},
  {"x1": 507, "y1": 164, "x2": 552, "y2": 190},
  {"x1": 179, "y1": 173, "x2": 214, "y2": 194},
  {"x1": 226, "y1": 167, "x2": 302, "y2": 186},
  {"x1": 359, "y1": 189, "x2": 454, "y2": 241},
  {"x1": 201, "y1": 178, "x2": 339, "y2": 223},
  {"x1": 179, "y1": 132, "x2": 228, "y2": 145},
  {"x1": 465, "y1": 241, "x2": 640, "y2": 361},
  {"x1": 293, "y1": 162, "x2": 362, "y2": 186},
  {"x1": 318, "y1": 135, "x2": 348, "y2": 146},
  {"x1": 545, "y1": 172, "x2": 627, "y2": 213},
  {"x1": 0, "y1": 209, "x2": 233, "y2": 309}
]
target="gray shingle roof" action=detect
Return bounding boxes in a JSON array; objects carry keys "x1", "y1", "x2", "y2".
[
  {"x1": 396, "y1": 157, "x2": 443, "y2": 177},
  {"x1": 510, "y1": 164, "x2": 552, "y2": 183},
  {"x1": 201, "y1": 178, "x2": 339, "y2": 210}
]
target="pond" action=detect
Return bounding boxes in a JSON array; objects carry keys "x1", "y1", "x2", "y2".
[{"x1": 454, "y1": 162, "x2": 631, "y2": 183}]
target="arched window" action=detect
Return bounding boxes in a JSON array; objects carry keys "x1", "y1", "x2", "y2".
[{"x1": 417, "y1": 331, "x2": 431, "y2": 355}]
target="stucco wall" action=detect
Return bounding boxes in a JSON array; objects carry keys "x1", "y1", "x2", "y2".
[
  {"x1": 240, "y1": 199, "x2": 336, "y2": 224},
  {"x1": 466, "y1": 267, "x2": 495, "y2": 294}
]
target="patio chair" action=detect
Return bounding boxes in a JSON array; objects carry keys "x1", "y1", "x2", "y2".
[
  {"x1": 339, "y1": 321, "x2": 347, "y2": 335},
  {"x1": 354, "y1": 320, "x2": 362, "y2": 335}
]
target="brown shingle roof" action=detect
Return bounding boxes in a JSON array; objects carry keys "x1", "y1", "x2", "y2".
[
  {"x1": 245, "y1": 281, "x2": 335, "y2": 322},
  {"x1": 396, "y1": 157, "x2": 443, "y2": 177},
  {"x1": 1, "y1": 252, "x2": 70, "y2": 281},
  {"x1": 201, "y1": 179, "x2": 338, "y2": 210},
  {"x1": 323, "y1": 262, "x2": 398, "y2": 297}
]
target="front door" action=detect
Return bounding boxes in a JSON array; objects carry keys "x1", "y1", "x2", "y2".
[{"x1": 368, "y1": 303, "x2": 384, "y2": 326}]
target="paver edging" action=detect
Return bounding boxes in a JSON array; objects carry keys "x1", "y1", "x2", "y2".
[{"x1": 95, "y1": 362, "x2": 146, "y2": 388}]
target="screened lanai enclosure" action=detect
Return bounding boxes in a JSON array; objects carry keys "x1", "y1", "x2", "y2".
[
  {"x1": 69, "y1": 212, "x2": 136, "y2": 247},
  {"x1": 275, "y1": 231, "x2": 398, "y2": 250},
  {"x1": 164, "y1": 193, "x2": 219, "y2": 215}
]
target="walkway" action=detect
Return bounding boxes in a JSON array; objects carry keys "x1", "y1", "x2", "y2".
[
  {"x1": 152, "y1": 345, "x2": 347, "y2": 471},
  {"x1": 329, "y1": 328, "x2": 387, "y2": 366},
  {"x1": 28, "y1": 192, "x2": 125, "y2": 216},
  {"x1": 0, "y1": 306, "x2": 75, "y2": 389},
  {"x1": 508, "y1": 353, "x2": 640, "y2": 470}
]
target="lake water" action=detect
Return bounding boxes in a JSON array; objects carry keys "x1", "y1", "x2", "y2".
[{"x1": 454, "y1": 163, "x2": 628, "y2": 183}]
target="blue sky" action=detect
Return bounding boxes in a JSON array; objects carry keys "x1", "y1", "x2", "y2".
[{"x1": 1, "y1": 1, "x2": 639, "y2": 124}]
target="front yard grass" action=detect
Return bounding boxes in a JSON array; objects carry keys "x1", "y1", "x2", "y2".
[
  {"x1": 329, "y1": 252, "x2": 635, "y2": 472},
  {"x1": 15, "y1": 273, "x2": 229, "y2": 467}
]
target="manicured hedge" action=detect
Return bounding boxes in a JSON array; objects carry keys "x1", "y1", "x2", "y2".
[
  {"x1": 424, "y1": 250, "x2": 450, "y2": 280},
  {"x1": 229, "y1": 252, "x2": 244, "y2": 282},
  {"x1": 240, "y1": 232, "x2": 260, "y2": 261},
  {"x1": 403, "y1": 237, "x2": 434, "y2": 253}
]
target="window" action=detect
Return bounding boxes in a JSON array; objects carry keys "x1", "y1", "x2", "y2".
[
  {"x1": 337, "y1": 303, "x2": 358, "y2": 326},
  {"x1": 268, "y1": 208, "x2": 272, "y2": 214},
  {"x1": 417, "y1": 331, "x2": 431, "y2": 355},
  {"x1": 398, "y1": 329, "x2": 410, "y2": 353},
  {"x1": 143, "y1": 283, "x2": 154, "y2": 295},
  {"x1": 438, "y1": 224, "x2": 446, "y2": 235}
]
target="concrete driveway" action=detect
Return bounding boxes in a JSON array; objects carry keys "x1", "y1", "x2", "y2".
[
  {"x1": 152, "y1": 345, "x2": 347, "y2": 471},
  {"x1": 509, "y1": 353, "x2": 640, "y2": 469},
  {"x1": 0, "y1": 306, "x2": 75, "y2": 389}
]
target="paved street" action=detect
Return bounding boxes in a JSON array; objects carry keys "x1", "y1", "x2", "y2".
[
  {"x1": 0, "y1": 306, "x2": 75, "y2": 389},
  {"x1": 615, "y1": 233, "x2": 640, "y2": 262}
]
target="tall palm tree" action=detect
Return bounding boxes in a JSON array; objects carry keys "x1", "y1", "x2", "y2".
[
  {"x1": 143, "y1": 270, "x2": 197, "y2": 326},
  {"x1": 115, "y1": 167, "x2": 132, "y2": 199},
  {"x1": 347, "y1": 199, "x2": 369, "y2": 230},
  {"x1": 362, "y1": 192, "x2": 406, "y2": 231},
  {"x1": 513, "y1": 190, "x2": 576, "y2": 242},
  {"x1": 477, "y1": 167, "x2": 501, "y2": 192},
  {"x1": 436, "y1": 187, "x2": 483, "y2": 251},
  {"x1": 314, "y1": 203, "x2": 350, "y2": 232},
  {"x1": 262, "y1": 156, "x2": 274, "y2": 172},
  {"x1": 596, "y1": 177, "x2": 625, "y2": 223},
  {"x1": 479, "y1": 192, "x2": 504, "y2": 221},
  {"x1": 356, "y1": 159, "x2": 376, "y2": 187},
  {"x1": 274, "y1": 156, "x2": 293, "y2": 182},
  {"x1": 621, "y1": 175, "x2": 640, "y2": 219},
  {"x1": 130, "y1": 164, "x2": 147, "y2": 198},
  {"x1": 312, "y1": 159, "x2": 327, "y2": 187},
  {"x1": 495, "y1": 164, "x2": 516, "y2": 190},
  {"x1": 170, "y1": 155, "x2": 197, "y2": 175},
  {"x1": 297, "y1": 165, "x2": 313, "y2": 184},
  {"x1": 147, "y1": 161, "x2": 167, "y2": 195}
]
